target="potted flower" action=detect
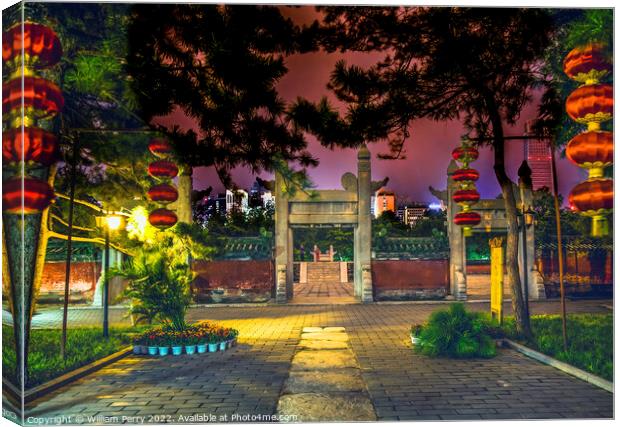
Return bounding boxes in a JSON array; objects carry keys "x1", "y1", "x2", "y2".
[
  {"x1": 196, "y1": 327, "x2": 208, "y2": 353},
  {"x1": 229, "y1": 328, "x2": 239, "y2": 347},
  {"x1": 410, "y1": 324, "x2": 424, "y2": 346},
  {"x1": 225, "y1": 328, "x2": 239, "y2": 349},
  {"x1": 132, "y1": 333, "x2": 144, "y2": 355},
  {"x1": 185, "y1": 331, "x2": 198, "y2": 355},
  {"x1": 207, "y1": 332, "x2": 219, "y2": 353},
  {"x1": 218, "y1": 328, "x2": 228, "y2": 351},
  {"x1": 171, "y1": 331, "x2": 183, "y2": 356},
  {"x1": 158, "y1": 331, "x2": 171, "y2": 356},
  {"x1": 146, "y1": 331, "x2": 160, "y2": 356}
]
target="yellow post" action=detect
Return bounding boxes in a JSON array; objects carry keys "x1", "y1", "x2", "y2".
[{"x1": 490, "y1": 237, "x2": 504, "y2": 324}]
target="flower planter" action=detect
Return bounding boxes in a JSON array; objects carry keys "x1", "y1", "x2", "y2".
[
  {"x1": 141, "y1": 345, "x2": 149, "y2": 355},
  {"x1": 133, "y1": 344, "x2": 143, "y2": 355},
  {"x1": 226, "y1": 340, "x2": 233, "y2": 349},
  {"x1": 219, "y1": 341, "x2": 227, "y2": 351},
  {"x1": 171, "y1": 346, "x2": 183, "y2": 356},
  {"x1": 185, "y1": 345, "x2": 196, "y2": 355},
  {"x1": 208, "y1": 343, "x2": 218, "y2": 353},
  {"x1": 158, "y1": 346, "x2": 170, "y2": 356},
  {"x1": 148, "y1": 346, "x2": 158, "y2": 356},
  {"x1": 197, "y1": 344, "x2": 207, "y2": 354}
]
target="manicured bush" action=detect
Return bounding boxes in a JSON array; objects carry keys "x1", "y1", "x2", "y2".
[
  {"x1": 414, "y1": 303, "x2": 497, "y2": 358},
  {"x1": 503, "y1": 313, "x2": 612, "y2": 381}
]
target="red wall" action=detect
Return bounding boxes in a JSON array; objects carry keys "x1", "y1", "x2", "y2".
[
  {"x1": 371, "y1": 260, "x2": 449, "y2": 291},
  {"x1": 192, "y1": 260, "x2": 274, "y2": 302},
  {"x1": 40, "y1": 261, "x2": 100, "y2": 300}
]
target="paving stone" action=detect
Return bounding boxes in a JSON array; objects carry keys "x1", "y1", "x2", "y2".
[
  {"x1": 297, "y1": 339, "x2": 348, "y2": 350},
  {"x1": 302, "y1": 327, "x2": 324, "y2": 333},
  {"x1": 282, "y1": 369, "x2": 366, "y2": 394},
  {"x1": 300, "y1": 332, "x2": 349, "y2": 342},
  {"x1": 276, "y1": 393, "x2": 376, "y2": 421},
  {"x1": 290, "y1": 349, "x2": 358, "y2": 370},
  {"x1": 322, "y1": 327, "x2": 346, "y2": 333}
]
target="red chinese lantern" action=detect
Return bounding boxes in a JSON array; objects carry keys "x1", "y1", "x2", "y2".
[
  {"x1": 565, "y1": 83, "x2": 613, "y2": 130},
  {"x1": 452, "y1": 168, "x2": 479, "y2": 182},
  {"x1": 148, "y1": 138, "x2": 173, "y2": 158},
  {"x1": 2, "y1": 76, "x2": 64, "y2": 123},
  {"x1": 565, "y1": 131, "x2": 613, "y2": 178},
  {"x1": 148, "y1": 160, "x2": 178, "y2": 178},
  {"x1": 568, "y1": 178, "x2": 613, "y2": 237},
  {"x1": 148, "y1": 208, "x2": 178, "y2": 229},
  {"x1": 2, "y1": 127, "x2": 58, "y2": 166},
  {"x1": 454, "y1": 212, "x2": 481, "y2": 235},
  {"x1": 2, "y1": 176, "x2": 55, "y2": 214},
  {"x1": 451, "y1": 146, "x2": 479, "y2": 164},
  {"x1": 453, "y1": 189, "x2": 480, "y2": 205},
  {"x1": 563, "y1": 43, "x2": 611, "y2": 85},
  {"x1": 2, "y1": 22, "x2": 62, "y2": 69},
  {"x1": 147, "y1": 184, "x2": 178, "y2": 204}
]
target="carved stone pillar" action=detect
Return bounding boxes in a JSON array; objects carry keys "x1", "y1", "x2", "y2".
[{"x1": 357, "y1": 146, "x2": 373, "y2": 302}]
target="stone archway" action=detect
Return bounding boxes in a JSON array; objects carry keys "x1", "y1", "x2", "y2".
[
  {"x1": 431, "y1": 159, "x2": 545, "y2": 301},
  {"x1": 273, "y1": 147, "x2": 386, "y2": 303}
]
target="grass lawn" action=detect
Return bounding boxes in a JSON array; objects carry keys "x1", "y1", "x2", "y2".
[
  {"x1": 2, "y1": 326, "x2": 143, "y2": 388},
  {"x1": 503, "y1": 313, "x2": 613, "y2": 381}
]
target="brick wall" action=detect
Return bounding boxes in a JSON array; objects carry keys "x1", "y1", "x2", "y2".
[
  {"x1": 371, "y1": 260, "x2": 449, "y2": 300},
  {"x1": 192, "y1": 260, "x2": 274, "y2": 303},
  {"x1": 40, "y1": 261, "x2": 100, "y2": 303}
]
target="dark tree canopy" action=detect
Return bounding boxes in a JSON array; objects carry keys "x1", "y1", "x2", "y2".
[
  {"x1": 126, "y1": 4, "x2": 318, "y2": 186},
  {"x1": 291, "y1": 7, "x2": 555, "y2": 159}
]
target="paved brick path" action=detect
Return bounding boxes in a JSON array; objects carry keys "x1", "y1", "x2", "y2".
[
  {"x1": 291, "y1": 282, "x2": 355, "y2": 304},
  {"x1": 13, "y1": 300, "x2": 614, "y2": 423}
]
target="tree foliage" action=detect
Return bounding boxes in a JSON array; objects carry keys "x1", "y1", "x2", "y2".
[{"x1": 126, "y1": 4, "x2": 318, "y2": 188}]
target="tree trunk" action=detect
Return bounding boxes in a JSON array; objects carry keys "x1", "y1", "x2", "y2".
[
  {"x1": 488, "y1": 106, "x2": 532, "y2": 339},
  {"x1": 61, "y1": 137, "x2": 79, "y2": 359},
  {"x1": 176, "y1": 165, "x2": 193, "y2": 224}
]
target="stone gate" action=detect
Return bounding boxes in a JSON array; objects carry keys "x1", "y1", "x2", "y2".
[
  {"x1": 273, "y1": 147, "x2": 386, "y2": 303},
  {"x1": 431, "y1": 159, "x2": 545, "y2": 301}
]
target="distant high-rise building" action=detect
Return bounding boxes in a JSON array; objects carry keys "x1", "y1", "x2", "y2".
[
  {"x1": 374, "y1": 187, "x2": 396, "y2": 218},
  {"x1": 524, "y1": 121, "x2": 553, "y2": 191},
  {"x1": 226, "y1": 189, "x2": 249, "y2": 214},
  {"x1": 403, "y1": 205, "x2": 427, "y2": 227},
  {"x1": 249, "y1": 180, "x2": 275, "y2": 208}
]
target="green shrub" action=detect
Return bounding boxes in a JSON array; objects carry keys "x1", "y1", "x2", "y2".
[
  {"x1": 503, "y1": 313, "x2": 612, "y2": 381},
  {"x1": 2, "y1": 326, "x2": 139, "y2": 388},
  {"x1": 415, "y1": 303, "x2": 497, "y2": 358}
]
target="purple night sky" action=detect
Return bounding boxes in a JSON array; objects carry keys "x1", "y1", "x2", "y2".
[{"x1": 156, "y1": 6, "x2": 584, "y2": 205}]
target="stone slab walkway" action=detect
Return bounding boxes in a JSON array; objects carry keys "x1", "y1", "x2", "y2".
[
  {"x1": 7, "y1": 301, "x2": 613, "y2": 423},
  {"x1": 277, "y1": 326, "x2": 376, "y2": 421}
]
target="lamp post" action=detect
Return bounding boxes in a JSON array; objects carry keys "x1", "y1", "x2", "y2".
[
  {"x1": 517, "y1": 160, "x2": 534, "y2": 320},
  {"x1": 517, "y1": 207, "x2": 535, "y2": 319},
  {"x1": 97, "y1": 214, "x2": 123, "y2": 338}
]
